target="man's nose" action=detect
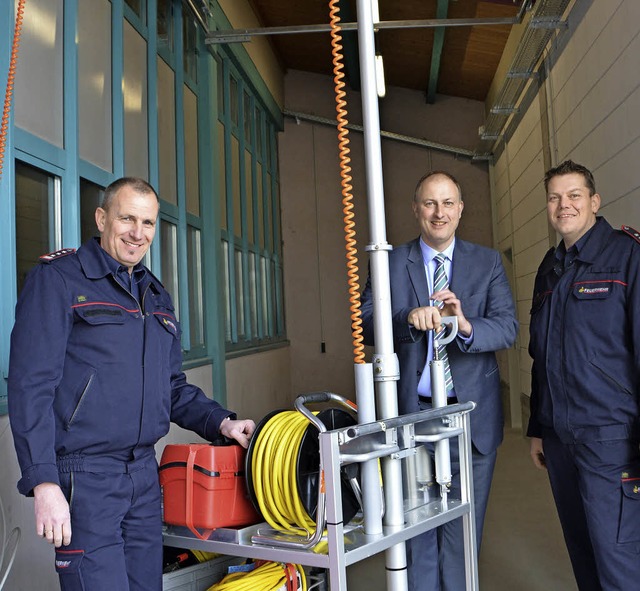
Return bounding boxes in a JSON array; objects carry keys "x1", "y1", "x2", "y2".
[{"x1": 130, "y1": 222, "x2": 144, "y2": 239}]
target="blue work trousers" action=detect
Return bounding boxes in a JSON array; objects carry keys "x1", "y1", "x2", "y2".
[
  {"x1": 543, "y1": 430, "x2": 640, "y2": 591},
  {"x1": 55, "y1": 456, "x2": 163, "y2": 591}
]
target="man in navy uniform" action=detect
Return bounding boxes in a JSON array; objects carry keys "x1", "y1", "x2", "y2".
[
  {"x1": 8, "y1": 177, "x2": 255, "y2": 591},
  {"x1": 528, "y1": 160, "x2": 640, "y2": 590}
]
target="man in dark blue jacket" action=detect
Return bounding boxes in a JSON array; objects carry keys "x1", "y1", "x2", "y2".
[
  {"x1": 528, "y1": 160, "x2": 640, "y2": 590},
  {"x1": 8, "y1": 177, "x2": 255, "y2": 591},
  {"x1": 361, "y1": 171, "x2": 517, "y2": 591}
]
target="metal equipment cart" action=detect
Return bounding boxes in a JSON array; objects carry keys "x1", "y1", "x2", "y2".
[{"x1": 163, "y1": 401, "x2": 478, "y2": 591}]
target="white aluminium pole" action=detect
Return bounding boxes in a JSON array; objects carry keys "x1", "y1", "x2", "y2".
[{"x1": 355, "y1": 1, "x2": 408, "y2": 590}]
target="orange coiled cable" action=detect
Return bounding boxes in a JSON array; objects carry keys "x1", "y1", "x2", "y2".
[
  {"x1": 0, "y1": 0, "x2": 26, "y2": 181},
  {"x1": 328, "y1": 0, "x2": 365, "y2": 365}
]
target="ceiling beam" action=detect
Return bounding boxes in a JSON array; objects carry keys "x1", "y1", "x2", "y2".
[
  {"x1": 426, "y1": 0, "x2": 449, "y2": 104},
  {"x1": 205, "y1": 16, "x2": 519, "y2": 44}
]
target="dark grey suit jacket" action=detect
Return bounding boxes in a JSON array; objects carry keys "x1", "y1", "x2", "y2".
[{"x1": 361, "y1": 237, "x2": 518, "y2": 455}]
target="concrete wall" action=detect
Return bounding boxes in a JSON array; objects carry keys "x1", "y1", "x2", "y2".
[
  {"x1": 491, "y1": 0, "x2": 640, "y2": 429},
  {"x1": 280, "y1": 69, "x2": 498, "y2": 404}
]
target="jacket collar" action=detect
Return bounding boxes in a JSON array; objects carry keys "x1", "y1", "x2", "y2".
[
  {"x1": 77, "y1": 238, "x2": 159, "y2": 292},
  {"x1": 574, "y1": 216, "x2": 613, "y2": 265}
]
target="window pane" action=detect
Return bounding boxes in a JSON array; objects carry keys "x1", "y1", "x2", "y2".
[
  {"x1": 157, "y1": 57, "x2": 177, "y2": 205},
  {"x1": 258, "y1": 173, "x2": 266, "y2": 249},
  {"x1": 157, "y1": 0, "x2": 173, "y2": 52},
  {"x1": 182, "y1": 4, "x2": 198, "y2": 82},
  {"x1": 78, "y1": 0, "x2": 113, "y2": 172},
  {"x1": 235, "y1": 249, "x2": 245, "y2": 340},
  {"x1": 245, "y1": 150, "x2": 253, "y2": 243},
  {"x1": 216, "y1": 57, "x2": 224, "y2": 115},
  {"x1": 80, "y1": 179, "x2": 104, "y2": 243},
  {"x1": 243, "y1": 91, "x2": 251, "y2": 143},
  {"x1": 266, "y1": 179, "x2": 274, "y2": 251},
  {"x1": 184, "y1": 86, "x2": 200, "y2": 216},
  {"x1": 222, "y1": 240, "x2": 231, "y2": 342},
  {"x1": 260, "y1": 256, "x2": 268, "y2": 336},
  {"x1": 15, "y1": 162, "x2": 54, "y2": 294},
  {"x1": 123, "y1": 20, "x2": 149, "y2": 180},
  {"x1": 217, "y1": 122, "x2": 227, "y2": 230},
  {"x1": 160, "y1": 219, "x2": 179, "y2": 314},
  {"x1": 15, "y1": 0, "x2": 64, "y2": 147},
  {"x1": 256, "y1": 162, "x2": 264, "y2": 248},
  {"x1": 255, "y1": 107, "x2": 263, "y2": 159},
  {"x1": 249, "y1": 253, "x2": 258, "y2": 339},
  {"x1": 275, "y1": 264, "x2": 285, "y2": 335},
  {"x1": 229, "y1": 76, "x2": 238, "y2": 126},
  {"x1": 231, "y1": 135, "x2": 241, "y2": 238},
  {"x1": 187, "y1": 226, "x2": 204, "y2": 348},
  {"x1": 274, "y1": 181, "x2": 282, "y2": 257}
]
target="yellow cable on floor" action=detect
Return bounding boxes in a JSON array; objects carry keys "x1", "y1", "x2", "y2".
[{"x1": 207, "y1": 561, "x2": 307, "y2": 591}]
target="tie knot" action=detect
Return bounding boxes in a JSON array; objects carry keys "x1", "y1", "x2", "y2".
[{"x1": 435, "y1": 253, "x2": 446, "y2": 265}]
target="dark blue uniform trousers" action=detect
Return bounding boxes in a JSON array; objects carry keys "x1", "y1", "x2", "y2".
[
  {"x1": 55, "y1": 456, "x2": 163, "y2": 591},
  {"x1": 407, "y1": 417, "x2": 497, "y2": 591},
  {"x1": 543, "y1": 429, "x2": 640, "y2": 591}
]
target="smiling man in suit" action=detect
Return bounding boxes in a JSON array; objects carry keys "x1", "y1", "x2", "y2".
[{"x1": 361, "y1": 171, "x2": 518, "y2": 591}]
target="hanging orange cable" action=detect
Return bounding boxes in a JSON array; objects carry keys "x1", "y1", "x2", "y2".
[
  {"x1": 0, "y1": 0, "x2": 26, "y2": 182},
  {"x1": 328, "y1": 0, "x2": 365, "y2": 365}
]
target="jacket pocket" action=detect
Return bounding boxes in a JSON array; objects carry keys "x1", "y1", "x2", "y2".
[
  {"x1": 589, "y1": 357, "x2": 633, "y2": 396},
  {"x1": 74, "y1": 304, "x2": 127, "y2": 325},
  {"x1": 618, "y1": 474, "x2": 640, "y2": 543},
  {"x1": 65, "y1": 369, "x2": 97, "y2": 430}
]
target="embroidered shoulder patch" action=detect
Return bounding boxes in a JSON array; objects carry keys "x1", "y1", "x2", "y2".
[
  {"x1": 621, "y1": 226, "x2": 640, "y2": 244},
  {"x1": 39, "y1": 248, "x2": 76, "y2": 263}
]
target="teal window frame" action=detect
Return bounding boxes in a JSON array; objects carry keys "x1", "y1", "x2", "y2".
[{"x1": 216, "y1": 54, "x2": 286, "y2": 354}]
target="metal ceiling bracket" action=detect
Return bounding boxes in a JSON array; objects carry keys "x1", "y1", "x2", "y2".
[
  {"x1": 490, "y1": 106, "x2": 519, "y2": 115},
  {"x1": 506, "y1": 71, "x2": 538, "y2": 79},
  {"x1": 213, "y1": 34, "x2": 251, "y2": 44},
  {"x1": 530, "y1": 16, "x2": 568, "y2": 29}
]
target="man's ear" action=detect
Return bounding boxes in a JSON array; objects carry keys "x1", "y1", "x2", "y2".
[
  {"x1": 95, "y1": 207, "x2": 106, "y2": 233},
  {"x1": 591, "y1": 193, "x2": 601, "y2": 214}
]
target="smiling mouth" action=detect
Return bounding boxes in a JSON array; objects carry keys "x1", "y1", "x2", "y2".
[{"x1": 123, "y1": 240, "x2": 142, "y2": 249}]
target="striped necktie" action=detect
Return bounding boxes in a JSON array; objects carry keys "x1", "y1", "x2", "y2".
[{"x1": 433, "y1": 253, "x2": 454, "y2": 392}]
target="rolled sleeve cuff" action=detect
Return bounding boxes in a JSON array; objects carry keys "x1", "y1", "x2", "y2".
[{"x1": 18, "y1": 463, "x2": 61, "y2": 497}]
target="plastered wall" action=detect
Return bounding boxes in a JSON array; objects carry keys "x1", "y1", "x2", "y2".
[{"x1": 280, "y1": 69, "x2": 496, "y2": 404}]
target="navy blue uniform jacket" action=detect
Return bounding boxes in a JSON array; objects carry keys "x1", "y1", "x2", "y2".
[
  {"x1": 361, "y1": 238, "x2": 518, "y2": 455},
  {"x1": 9, "y1": 238, "x2": 232, "y2": 496},
  {"x1": 527, "y1": 217, "x2": 640, "y2": 443}
]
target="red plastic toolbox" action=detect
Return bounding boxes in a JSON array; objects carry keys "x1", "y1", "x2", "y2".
[{"x1": 159, "y1": 444, "x2": 260, "y2": 540}]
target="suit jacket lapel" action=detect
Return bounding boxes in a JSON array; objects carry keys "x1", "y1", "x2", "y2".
[
  {"x1": 450, "y1": 239, "x2": 474, "y2": 298},
  {"x1": 406, "y1": 238, "x2": 430, "y2": 307}
]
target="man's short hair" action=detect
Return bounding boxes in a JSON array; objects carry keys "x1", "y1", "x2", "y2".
[
  {"x1": 101, "y1": 177, "x2": 159, "y2": 211},
  {"x1": 414, "y1": 171, "x2": 463, "y2": 202},
  {"x1": 544, "y1": 160, "x2": 596, "y2": 196}
]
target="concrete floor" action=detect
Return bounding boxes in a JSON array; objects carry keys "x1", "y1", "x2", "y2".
[{"x1": 346, "y1": 429, "x2": 577, "y2": 590}]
